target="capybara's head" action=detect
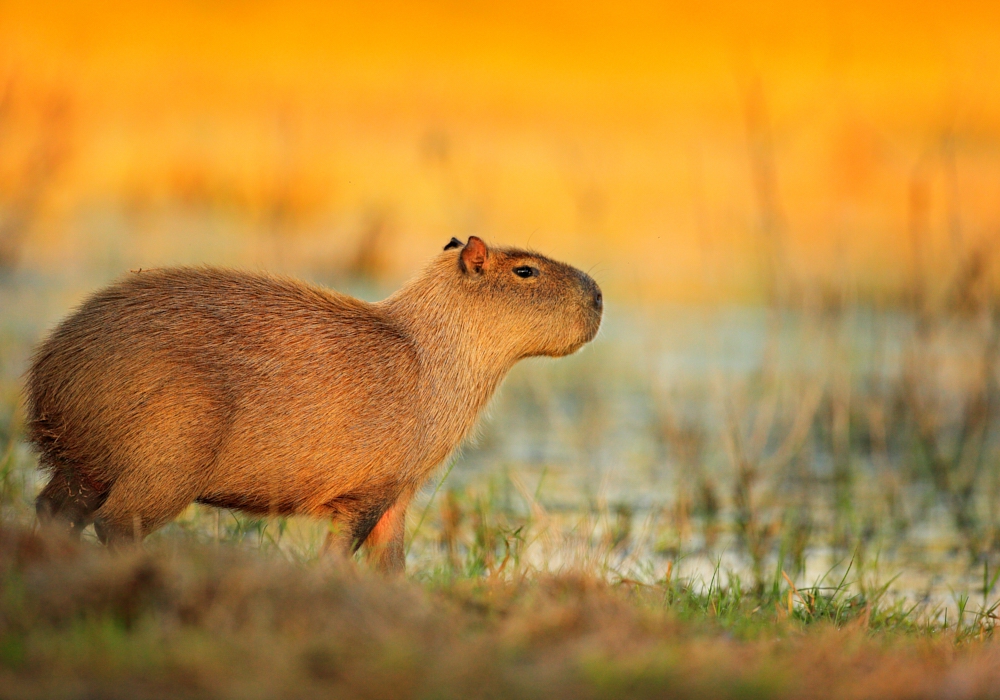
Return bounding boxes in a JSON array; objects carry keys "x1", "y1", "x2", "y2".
[{"x1": 441, "y1": 236, "x2": 602, "y2": 359}]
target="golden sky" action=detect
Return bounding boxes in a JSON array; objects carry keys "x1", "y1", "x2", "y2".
[{"x1": 2, "y1": 1, "x2": 999, "y2": 299}]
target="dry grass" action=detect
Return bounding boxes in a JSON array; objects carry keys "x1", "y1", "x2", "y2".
[{"x1": 1, "y1": 525, "x2": 999, "y2": 700}]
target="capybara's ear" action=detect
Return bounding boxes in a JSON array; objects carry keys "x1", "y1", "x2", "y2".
[
  {"x1": 444, "y1": 237, "x2": 463, "y2": 251},
  {"x1": 460, "y1": 236, "x2": 489, "y2": 275}
]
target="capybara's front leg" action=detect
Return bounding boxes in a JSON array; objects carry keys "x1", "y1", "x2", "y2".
[{"x1": 363, "y1": 499, "x2": 407, "y2": 575}]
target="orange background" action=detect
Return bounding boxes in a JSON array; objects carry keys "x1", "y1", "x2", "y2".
[{"x1": 2, "y1": 0, "x2": 999, "y2": 300}]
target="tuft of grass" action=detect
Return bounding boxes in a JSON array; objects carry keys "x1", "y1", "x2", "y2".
[{"x1": 1, "y1": 525, "x2": 999, "y2": 700}]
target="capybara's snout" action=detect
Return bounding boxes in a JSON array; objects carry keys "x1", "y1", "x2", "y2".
[{"x1": 580, "y1": 272, "x2": 603, "y2": 313}]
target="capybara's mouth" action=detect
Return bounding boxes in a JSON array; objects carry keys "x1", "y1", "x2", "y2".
[
  {"x1": 568, "y1": 300, "x2": 602, "y2": 354},
  {"x1": 583, "y1": 307, "x2": 602, "y2": 343},
  {"x1": 583, "y1": 280, "x2": 603, "y2": 342}
]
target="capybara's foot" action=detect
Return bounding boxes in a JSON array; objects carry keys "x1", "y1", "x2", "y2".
[{"x1": 36, "y1": 469, "x2": 106, "y2": 539}]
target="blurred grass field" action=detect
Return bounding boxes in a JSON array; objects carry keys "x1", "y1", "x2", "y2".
[{"x1": 2, "y1": 0, "x2": 1000, "y2": 697}]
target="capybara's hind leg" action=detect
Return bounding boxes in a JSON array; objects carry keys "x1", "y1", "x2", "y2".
[
  {"x1": 92, "y1": 469, "x2": 200, "y2": 549},
  {"x1": 36, "y1": 469, "x2": 107, "y2": 539}
]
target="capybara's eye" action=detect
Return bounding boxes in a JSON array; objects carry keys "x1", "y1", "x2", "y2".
[{"x1": 513, "y1": 266, "x2": 537, "y2": 279}]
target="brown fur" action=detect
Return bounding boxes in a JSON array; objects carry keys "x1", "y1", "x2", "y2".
[{"x1": 25, "y1": 237, "x2": 602, "y2": 573}]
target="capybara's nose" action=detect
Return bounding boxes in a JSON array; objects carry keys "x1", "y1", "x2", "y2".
[{"x1": 593, "y1": 288, "x2": 603, "y2": 312}]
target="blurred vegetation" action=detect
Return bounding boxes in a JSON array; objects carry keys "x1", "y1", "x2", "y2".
[
  {"x1": 0, "y1": 1, "x2": 999, "y2": 296},
  {"x1": 0, "y1": 520, "x2": 998, "y2": 698}
]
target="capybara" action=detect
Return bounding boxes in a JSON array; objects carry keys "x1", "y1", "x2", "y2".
[{"x1": 26, "y1": 236, "x2": 602, "y2": 572}]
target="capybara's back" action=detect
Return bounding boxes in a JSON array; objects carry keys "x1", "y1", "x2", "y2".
[{"x1": 27, "y1": 238, "x2": 602, "y2": 571}]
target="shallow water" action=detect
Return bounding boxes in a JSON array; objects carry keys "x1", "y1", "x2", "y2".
[{"x1": 2, "y1": 273, "x2": 998, "y2": 617}]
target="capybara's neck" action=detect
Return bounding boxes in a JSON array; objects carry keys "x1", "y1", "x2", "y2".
[{"x1": 379, "y1": 259, "x2": 516, "y2": 457}]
